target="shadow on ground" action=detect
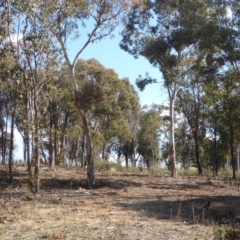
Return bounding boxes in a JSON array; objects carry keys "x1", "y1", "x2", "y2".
[
  {"x1": 116, "y1": 195, "x2": 240, "y2": 226},
  {"x1": 41, "y1": 177, "x2": 142, "y2": 190}
]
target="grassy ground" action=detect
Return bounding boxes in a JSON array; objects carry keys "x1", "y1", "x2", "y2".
[{"x1": 0, "y1": 165, "x2": 239, "y2": 239}]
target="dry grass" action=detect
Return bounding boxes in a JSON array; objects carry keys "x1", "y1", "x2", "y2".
[{"x1": 0, "y1": 166, "x2": 239, "y2": 239}]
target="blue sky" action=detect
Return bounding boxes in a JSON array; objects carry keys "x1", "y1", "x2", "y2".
[{"x1": 68, "y1": 27, "x2": 168, "y2": 107}]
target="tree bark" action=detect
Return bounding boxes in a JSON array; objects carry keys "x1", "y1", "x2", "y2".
[
  {"x1": 81, "y1": 135, "x2": 85, "y2": 168},
  {"x1": 49, "y1": 124, "x2": 54, "y2": 169},
  {"x1": 75, "y1": 91, "x2": 95, "y2": 187},
  {"x1": 214, "y1": 120, "x2": 218, "y2": 176},
  {"x1": 194, "y1": 134, "x2": 202, "y2": 175},
  {"x1": 75, "y1": 137, "x2": 81, "y2": 169},
  {"x1": 8, "y1": 109, "x2": 15, "y2": 184},
  {"x1": 169, "y1": 96, "x2": 176, "y2": 177},
  {"x1": 102, "y1": 141, "x2": 106, "y2": 160},
  {"x1": 2, "y1": 115, "x2": 8, "y2": 165},
  {"x1": 125, "y1": 152, "x2": 128, "y2": 169},
  {"x1": 54, "y1": 124, "x2": 59, "y2": 165},
  {"x1": 59, "y1": 112, "x2": 69, "y2": 164},
  {"x1": 237, "y1": 144, "x2": 240, "y2": 172},
  {"x1": 229, "y1": 121, "x2": 236, "y2": 179},
  {"x1": 33, "y1": 74, "x2": 40, "y2": 193}
]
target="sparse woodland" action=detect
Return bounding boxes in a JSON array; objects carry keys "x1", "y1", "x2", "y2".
[{"x1": 1, "y1": 1, "x2": 240, "y2": 239}]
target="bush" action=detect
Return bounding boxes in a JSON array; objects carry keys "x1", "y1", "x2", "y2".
[
  {"x1": 94, "y1": 158, "x2": 110, "y2": 171},
  {"x1": 148, "y1": 165, "x2": 168, "y2": 175},
  {"x1": 178, "y1": 168, "x2": 198, "y2": 176}
]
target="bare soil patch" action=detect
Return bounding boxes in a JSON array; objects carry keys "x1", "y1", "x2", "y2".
[{"x1": 0, "y1": 166, "x2": 239, "y2": 239}]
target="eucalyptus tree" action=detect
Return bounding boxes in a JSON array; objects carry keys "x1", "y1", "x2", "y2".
[
  {"x1": 176, "y1": 69, "x2": 207, "y2": 175},
  {"x1": 0, "y1": 4, "x2": 25, "y2": 181},
  {"x1": 174, "y1": 119, "x2": 194, "y2": 169},
  {"x1": 192, "y1": 1, "x2": 240, "y2": 178},
  {"x1": 13, "y1": 0, "x2": 133, "y2": 187},
  {"x1": 74, "y1": 59, "x2": 140, "y2": 167},
  {"x1": 40, "y1": 68, "x2": 78, "y2": 168},
  {"x1": 115, "y1": 79, "x2": 140, "y2": 167},
  {"x1": 204, "y1": 70, "x2": 240, "y2": 179},
  {"x1": 120, "y1": 0, "x2": 210, "y2": 177},
  {"x1": 0, "y1": 1, "x2": 15, "y2": 167},
  {"x1": 201, "y1": 1, "x2": 240, "y2": 77},
  {"x1": 1, "y1": 0, "x2": 58, "y2": 191},
  {"x1": 137, "y1": 108, "x2": 161, "y2": 169}
]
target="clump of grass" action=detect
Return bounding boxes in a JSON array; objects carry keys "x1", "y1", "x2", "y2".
[
  {"x1": 122, "y1": 166, "x2": 147, "y2": 174},
  {"x1": 213, "y1": 228, "x2": 240, "y2": 240},
  {"x1": 109, "y1": 162, "x2": 123, "y2": 171},
  {"x1": 94, "y1": 158, "x2": 111, "y2": 171},
  {"x1": 148, "y1": 165, "x2": 169, "y2": 175},
  {"x1": 219, "y1": 168, "x2": 232, "y2": 178},
  {"x1": 178, "y1": 168, "x2": 198, "y2": 176}
]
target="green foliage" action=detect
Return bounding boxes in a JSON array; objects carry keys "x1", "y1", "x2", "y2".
[
  {"x1": 136, "y1": 73, "x2": 157, "y2": 91},
  {"x1": 148, "y1": 165, "x2": 169, "y2": 175},
  {"x1": 137, "y1": 108, "x2": 162, "y2": 168},
  {"x1": 94, "y1": 158, "x2": 110, "y2": 171},
  {"x1": 74, "y1": 58, "x2": 140, "y2": 159},
  {"x1": 177, "y1": 168, "x2": 198, "y2": 176}
]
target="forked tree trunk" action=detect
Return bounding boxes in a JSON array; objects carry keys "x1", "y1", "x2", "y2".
[
  {"x1": 74, "y1": 91, "x2": 95, "y2": 187},
  {"x1": 68, "y1": 64, "x2": 95, "y2": 187}
]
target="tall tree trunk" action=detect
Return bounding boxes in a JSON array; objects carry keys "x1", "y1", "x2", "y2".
[
  {"x1": 2, "y1": 115, "x2": 8, "y2": 165},
  {"x1": 81, "y1": 135, "x2": 85, "y2": 168},
  {"x1": 59, "y1": 112, "x2": 69, "y2": 164},
  {"x1": 102, "y1": 141, "x2": 106, "y2": 160},
  {"x1": 1, "y1": 128, "x2": 6, "y2": 165},
  {"x1": 34, "y1": 133, "x2": 40, "y2": 192},
  {"x1": 194, "y1": 135, "x2": 202, "y2": 175},
  {"x1": 117, "y1": 149, "x2": 122, "y2": 165},
  {"x1": 54, "y1": 125, "x2": 59, "y2": 165},
  {"x1": 33, "y1": 78, "x2": 40, "y2": 193},
  {"x1": 214, "y1": 119, "x2": 218, "y2": 176},
  {"x1": 26, "y1": 133, "x2": 31, "y2": 174},
  {"x1": 75, "y1": 137, "x2": 81, "y2": 169},
  {"x1": 229, "y1": 121, "x2": 236, "y2": 179},
  {"x1": 169, "y1": 96, "x2": 176, "y2": 177},
  {"x1": 74, "y1": 90, "x2": 95, "y2": 187},
  {"x1": 237, "y1": 144, "x2": 240, "y2": 172},
  {"x1": 26, "y1": 91, "x2": 31, "y2": 172},
  {"x1": 23, "y1": 137, "x2": 26, "y2": 163},
  {"x1": 9, "y1": 109, "x2": 15, "y2": 183},
  {"x1": 125, "y1": 152, "x2": 128, "y2": 169},
  {"x1": 49, "y1": 125, "x2": 54, "y2": 169}
]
